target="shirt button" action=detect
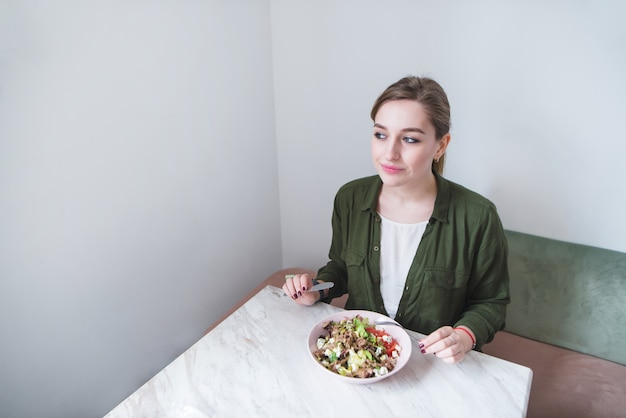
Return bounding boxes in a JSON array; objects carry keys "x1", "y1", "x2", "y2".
[
  {"x1": 405, "y1": 286, "x2": 409, "y2": 290},
  {"x1": 380, "y1": 305, "x2": 385, "y2": 310},
  {"x1": 373, "y1": 246, "x2": 379, "y2": 251}
]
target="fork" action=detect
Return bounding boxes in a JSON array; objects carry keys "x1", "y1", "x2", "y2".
[{"x1": 374, "y1": 320, "x2": 420, "y2": 342}]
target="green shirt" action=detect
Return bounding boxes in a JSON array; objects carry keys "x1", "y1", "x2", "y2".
[{"x1": 316, "y1": 172, "x2": 510, "y2": 350}]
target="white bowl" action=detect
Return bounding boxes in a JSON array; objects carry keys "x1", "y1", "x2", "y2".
[{"x1": 307, "y1": 310, "x2": 412, "y2": 384}]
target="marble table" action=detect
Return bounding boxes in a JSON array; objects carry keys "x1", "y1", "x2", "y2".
[{"x1": 105, "y1": 286, "x2": 532, "y2": 418}]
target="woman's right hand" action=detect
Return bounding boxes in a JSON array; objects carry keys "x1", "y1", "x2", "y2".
[{"x1": 283, "y1": 273, "x2": 320, "y2": 306}]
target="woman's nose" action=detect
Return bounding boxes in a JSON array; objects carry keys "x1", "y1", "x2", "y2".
[{"x1": 385, "y1": 139, "x2": 400, "y2": 160}]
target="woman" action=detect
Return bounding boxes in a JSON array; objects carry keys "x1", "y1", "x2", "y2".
[{"x1": 283, "y1": 76, "x2": 510, "y2": 363}]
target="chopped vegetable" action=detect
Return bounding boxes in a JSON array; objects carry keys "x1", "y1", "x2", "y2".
[{"x1": 313, "y1": 315, "x2": 401, "y2": 378}]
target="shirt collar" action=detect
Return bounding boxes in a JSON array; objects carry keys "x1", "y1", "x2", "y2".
[
  {"x1": 431, "y1": 170, "x2": 450, "y2": 224},
  {"x1": 360, "y1": 170, "x2": 450, "y2": 224},
  {"x1": 361, "y1": 176, "x2": 382, "y2": 213}
]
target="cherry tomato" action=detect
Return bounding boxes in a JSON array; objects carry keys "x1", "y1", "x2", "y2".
[{"x1": 366, "y1": 327, "x2": 398, "y2": 357}]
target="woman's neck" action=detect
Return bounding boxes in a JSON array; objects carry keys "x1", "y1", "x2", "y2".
[{"x1": 377, "y1": 173, "x2": 437, "y2": 224}]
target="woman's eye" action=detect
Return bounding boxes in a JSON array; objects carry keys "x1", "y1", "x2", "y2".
[
  {"x1": 403, "y1": 136, "x2": 419, "y2": 143},
  {"x1": 374, "y1": 132, "x2": 386, "y2": 140}
]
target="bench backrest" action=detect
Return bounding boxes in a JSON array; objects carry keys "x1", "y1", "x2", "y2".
[{"x1": 504, "y1": 230, "x2": 626, "y2": 365}]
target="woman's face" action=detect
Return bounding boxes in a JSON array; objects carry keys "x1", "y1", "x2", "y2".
[{"x1": 371, "y1": 99, "x2": 449, "y2": 189}]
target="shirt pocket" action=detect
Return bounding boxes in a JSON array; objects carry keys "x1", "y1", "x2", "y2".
[
  {"x1": 419, "y1": 268, "x2": 469, "y2": 328},
  {"x1": 341, "y1": 248, "x2": 369, "y2": 307},
  {"x1": 424, "y1": 267, "x2": 469, "y2": 290},
  {"x1": 342, "y1": 247, "x2": 366, "y2": 270}
]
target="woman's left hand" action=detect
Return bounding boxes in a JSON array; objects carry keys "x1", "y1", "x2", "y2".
[{"x1": 418, "y1": 326, "x2": 474, "y2": 363}]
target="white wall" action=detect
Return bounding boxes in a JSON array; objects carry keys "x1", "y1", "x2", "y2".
[
  {"x1": 272, "y1": 0, "x2": 626, "y2": 274},
  {"x1": 0, "y1": 1, "x2": 281, "y2": 417}
]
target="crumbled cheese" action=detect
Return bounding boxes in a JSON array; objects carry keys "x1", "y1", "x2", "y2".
[
  {"x1": 374, "y1": 367, "x2": 389, "y2": 377},
  {"x1": 317, "y1": 338, "x2": 326, "y2": 350}
]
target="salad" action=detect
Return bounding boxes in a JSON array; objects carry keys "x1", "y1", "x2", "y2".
[{"x1": 313, "y1": 315, "x2": 401, "y2": 378}]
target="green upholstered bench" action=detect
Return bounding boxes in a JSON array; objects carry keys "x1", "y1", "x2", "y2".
[{"x1": 482, "y1": 230, "x2": 626, "y2": 417}]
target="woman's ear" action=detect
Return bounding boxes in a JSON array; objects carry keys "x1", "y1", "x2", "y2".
[{"x1": 436, "y1": 133, "x2": 451, "y2": 159}]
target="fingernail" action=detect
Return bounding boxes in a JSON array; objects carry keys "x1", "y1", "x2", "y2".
[
  {"x1": 293, "y1": 294, "x2": 297, "y2": 299},
  {"x1": 421, "y1": 349, "x2": 426, "y2": 354},
  {"x1": 418, "y1": 343, "x2": 424, "y2": 349},
  {"x1": 298, "y1": 291, "x2": 302, "y2": 296},
  {"x1": 302, "y1": 286, "x2": 306, "y2": 291}
]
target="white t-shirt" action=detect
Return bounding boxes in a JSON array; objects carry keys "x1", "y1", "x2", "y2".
[{"x1": 379, "y1": 214, "x2": 428, "y2": 319}]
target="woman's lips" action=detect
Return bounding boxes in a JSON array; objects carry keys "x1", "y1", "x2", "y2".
[{"x1": 381, "y1": 164, "x2": 403, "y2": 174}]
